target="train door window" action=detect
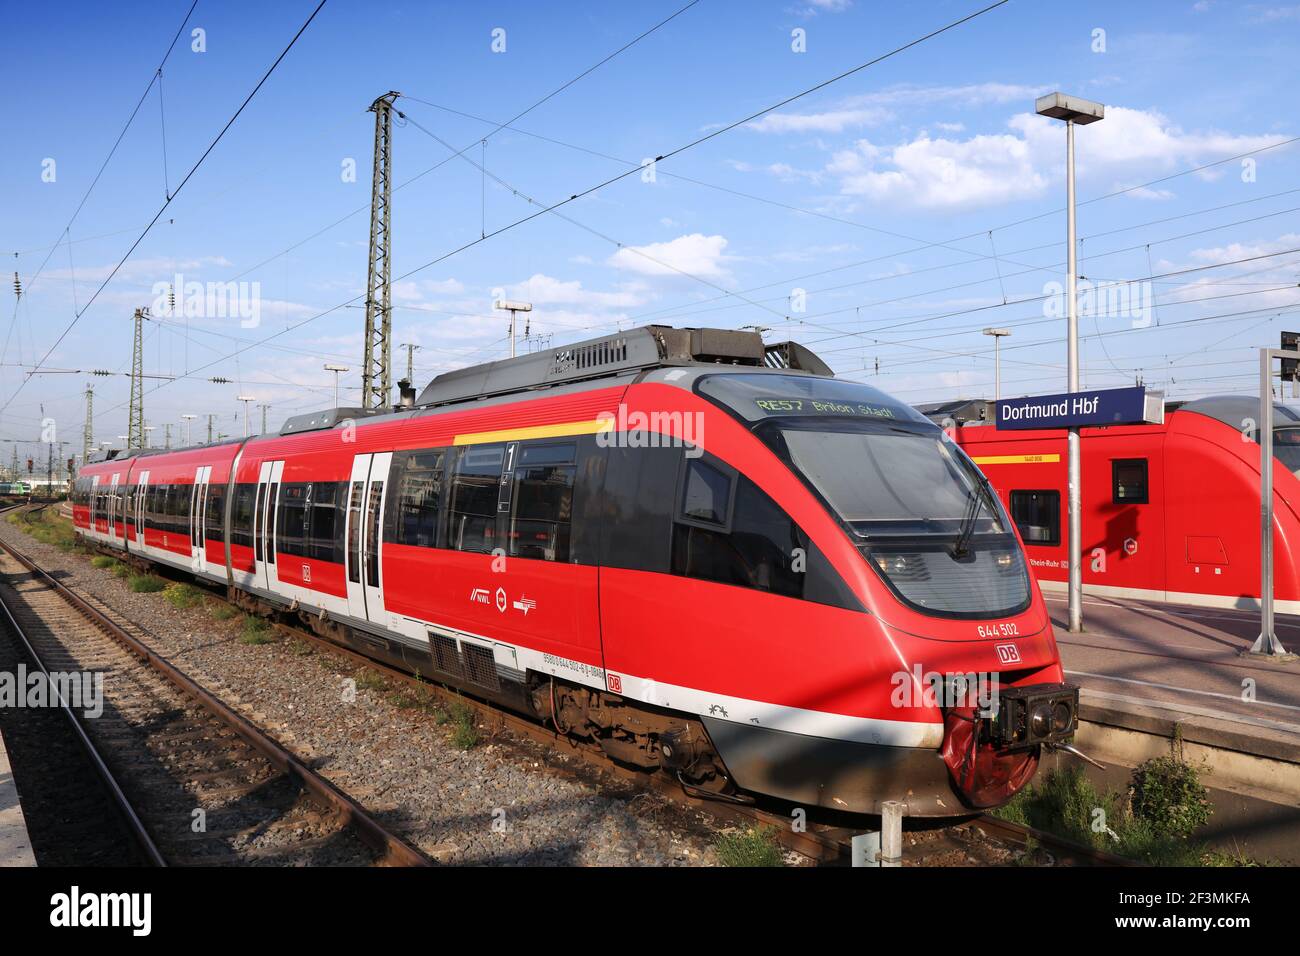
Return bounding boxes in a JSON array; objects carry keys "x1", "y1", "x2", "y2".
[
  {"x1": 232, "y1": 484, "x2": 256, "y2": 549},
  {"x1": 189, "y1": 482, "x2": 201, "y2": 546},
  {"x1": 277, "y1": 483, "x2": 310, "y2": 557},
  {"x1": 205, "y1": 484, "x2": 225, "y2": 543},
  {"x1": 600, "y1": 444, "x2": 681, "y2": 574},
  {"x1": 266, "y1": 482, "x2": 279, "y2": 565},
  {"x1": 1010, "y1": 490, "x2": 1060, "y2": 546},
  {"x1": 508, "y1": 442, "x2": 576, "y2": 561},
  {"x1": 389, "y1": 450, "x2": 444, "y2": 548},
  {"x1": 1112, "y1": 459, "x2": 1148, "y2": 504},
  {"x1": 309, "y1": 481, "x2": 342, "y2": 563},
  {"x1": 346, "y1": 482, "x2": 363, "y2": 583},
  {"x1": 448, "y1": 444, "x2": 505, "y2": 553},
  {"x1": 364, "y1": 480, "x2": 384, "y2": 587}
]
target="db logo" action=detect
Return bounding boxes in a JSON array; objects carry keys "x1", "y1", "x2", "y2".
[
  {"x1": 995, "y1": 643, "x2": 1021, "y2": 664},
  {"x1": 1123, "y1": 537, "x2": 1138, "y2": 556},
  {"x1": 302, "y1": 564, "x2": 311, "y2": 583},
  {"x1": 606, "y1": 673, "x2": 623, "y2": 693}
]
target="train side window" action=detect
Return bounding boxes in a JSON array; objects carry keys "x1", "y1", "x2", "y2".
[
  {"x1": 389, "y1": 450, "x2": 445, "y2": 548},
  {"x1": 449, "y1": 444, "x2": 505, "y2": 553},
  {"x1": 673, "y1": 468, "x2": 802, "y2": 598},
  {"x1": 509, "y1": 442, "x2": 576, "y2": 561},
  {"x1": 1112, "y1": 459, "x2": 1148, "y2": 504},
  {"x1": 680, "y1": 457, "x2": 734, "y2": 528},
  {"x1": 1009, "y1": 490, "x2": 1060, "y2": 546}
]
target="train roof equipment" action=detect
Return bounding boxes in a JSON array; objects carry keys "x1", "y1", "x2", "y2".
[{"x1": 413, "y1": 325, "x2": 833, "y2": 409}]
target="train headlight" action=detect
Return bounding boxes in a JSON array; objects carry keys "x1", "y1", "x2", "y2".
[
  {"x1": 1052, "y1": 700, "x2": 1073, "y2": 733},
  {"x1": 1030, "y1": 702, "x2": 1054, "y2": 739},
  {"x1": 994, "y1": 552, "x2": 1014, "y2": 570}
]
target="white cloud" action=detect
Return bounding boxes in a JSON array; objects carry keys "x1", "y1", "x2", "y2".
[
  {"x1": 1187, "y1": 232, "x2": 1300, "y2": 266},
  {"x1": 392, "y1": 277, "x2": 464, "y2": 302},
  {"x1": 748, "y1": 107, "x2": 891, "y2": 134},
  {"x1": 508, "y1": 273, "x2": 648, "y2": 309},
  {"x1": 746, "y1": 83, "x2": 1049, "y2": 135},
  {"x1": 822, "y1": 107, "x2": 1283, "y2": 211},
  {"x1": 607, "y1": 233, "x2": 732, "y2": 278},
  {"x1": 1249, "y1": 5, "x2": 1300, "y2": 22}
]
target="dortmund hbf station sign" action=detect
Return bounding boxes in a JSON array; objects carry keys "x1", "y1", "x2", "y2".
[{"x1": 994, "y1": 386, "x2": 1164, "y2": 431}]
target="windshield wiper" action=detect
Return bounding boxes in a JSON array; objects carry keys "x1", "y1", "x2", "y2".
[{"x1": 952, "y1": 486, "x2": 984, "y2": 557}]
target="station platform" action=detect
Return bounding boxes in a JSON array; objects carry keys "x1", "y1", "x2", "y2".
[
  {"x1": 1047, "y1": 592, "x2": 1300, "y2": 749},
  {"x1": 0, "y1": 727, "x2": 35, "y2": 867}
]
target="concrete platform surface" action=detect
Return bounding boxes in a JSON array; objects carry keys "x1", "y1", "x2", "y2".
[
  {"x1": 1047, "y1": 592, "x2": 1300, "y2": 762},
  {"x1": 0, "y1": 727, "x2": 35, "y2": 867}
]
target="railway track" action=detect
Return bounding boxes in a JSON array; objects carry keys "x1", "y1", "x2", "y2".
[{"x1": 0, "y1": 524, "x2": 429, "y2": 867}]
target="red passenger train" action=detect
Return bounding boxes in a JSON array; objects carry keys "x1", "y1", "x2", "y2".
[
  {"x1": 74, "y1": 326, "x2": 1080, "y2": 816},
  {"x1": 923, "y1": 395, "x2": 1300, "y2": 614}
]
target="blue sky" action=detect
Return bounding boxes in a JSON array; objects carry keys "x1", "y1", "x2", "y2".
[{"x1": 3, "y1": 0, "x2": 1299, "y2": 460}]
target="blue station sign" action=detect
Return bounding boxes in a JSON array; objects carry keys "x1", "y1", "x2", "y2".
[{"x1": 994, "y1": 386, "x2": 1163, "y2": 431}]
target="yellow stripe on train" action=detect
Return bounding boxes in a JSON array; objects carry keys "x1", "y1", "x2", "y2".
[
  {"x1": 452, "y1": 418, "x2": 614, "y2": 446},
  {"x1": 971, "y1": 453, "x2": 1061, "y2": 465}
]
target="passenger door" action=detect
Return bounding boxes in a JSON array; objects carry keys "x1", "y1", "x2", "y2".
[
  {"x1": 344, "y1": 452, "x2": 392, "y2": 625},
  {"x1": 254, "y1": 460, "x2": 284, "y2": 592},
  {"x1": 190, "y1": 465, "x2": 211, "y2": 572},
  {"x1": 132, "y1": 471, "x2": 149, "y2": 549},
  {"x1": 89, "y1": 475, "x2": 100, "y2": 536},
  {"x1": 106, "y1": 474, "x2": 121, "y2": 544}
]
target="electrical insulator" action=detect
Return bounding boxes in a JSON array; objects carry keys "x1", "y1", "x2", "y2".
[{"x1": 12, "y1": 273, "x2": 20, "y2": 299}]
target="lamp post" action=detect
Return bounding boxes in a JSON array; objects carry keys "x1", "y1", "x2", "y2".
[
  {"x1": 982, "y1": 328, "x2": 1011, "y2": 400},
  {"x1": 181, "y1": 414, "x2": 197, "y2": 446},
  {"x1": 324, "y1": 364, "x2": 349, "y2": 408},
  {"x1": 1036, "y1": 91, "x2": 1104, "y2": 635},
  {"x1": 237, "y1": 395, "x2": 255, "y2": 438},
  {"x1": 494, "y1": 299, "x2": 532, "y2": 359}
]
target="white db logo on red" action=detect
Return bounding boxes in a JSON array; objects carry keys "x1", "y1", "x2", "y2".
[{"x1": 995, "y1": 643, "x2": 1021, "y2": 664}]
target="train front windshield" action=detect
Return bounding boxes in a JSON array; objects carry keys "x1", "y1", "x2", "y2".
[
  {"x1": 699, "y1": 373, "x2": 1032, "y2": 619},
  {"x1": 1274, "y1": 428, "x2": 1300, "y2": 477}
]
